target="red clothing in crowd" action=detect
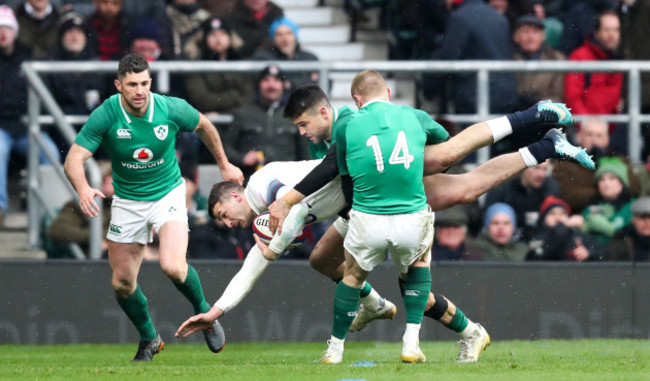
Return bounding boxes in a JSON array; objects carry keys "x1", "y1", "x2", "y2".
[{"x1": 564, "y1": 39, "x2": 623, "y2": 117}]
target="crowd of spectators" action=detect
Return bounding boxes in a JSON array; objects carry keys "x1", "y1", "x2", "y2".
[{"x1": 1, "y1": 0, "x2": 650, "y2": 262}]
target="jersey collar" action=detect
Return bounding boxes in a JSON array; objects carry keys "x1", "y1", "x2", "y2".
[
  {"x1": 325, "y1": 107, "x2": 339, "y2": 146},
  {"x1": 118, "y1": 92, "x2": 155, "y2": 123},
  {"x1": 360, "y1": 98, "x2": 391, "y2": 109}
]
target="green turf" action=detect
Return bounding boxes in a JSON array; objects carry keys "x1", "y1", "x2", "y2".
[{"x1": 1, "y1": 340, "x2": 649, "y2": 381}]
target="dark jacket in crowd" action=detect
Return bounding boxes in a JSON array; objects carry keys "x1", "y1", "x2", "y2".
[
  {"x1": 227, "y1": 0, "x2": 284, "y2": 58},
  {"x1": 430, "y1": 0, "x2": 518, "y2": 114},
  {"x1": 514, "y1": 43, "x2": 566, "y2": 108},
  {"x1": 432, "y1": 240, "x2": 482, "y2": 261},
  {"x1": 14, "y1": 2, "x2": 60, "y2": 58},
  {"x1": 46, "y1": 42, "x2": 104, "y2": 115},
  {"x1": 607, "y1": 225, "x2": 650, "y2": 262},
  {"x1": 223, "y1": 95, "x2": 309, "y2": 178},
  {"x1": 252, "y1": 46, "x2": 318, "y2": 88},
  {"x1": 526, "y1": 222, "x2": 604, "y2": 261},
  {"x1": 559, "y1": 0, "x2": 616, "y2": 56},
  {"x1": 0, "y1": 41, "x2": 32, "y2": 136}
]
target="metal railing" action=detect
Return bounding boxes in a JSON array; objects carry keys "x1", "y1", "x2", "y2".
[{"x1": 23, "y1": 59, "x2": 650, "y2": 259}]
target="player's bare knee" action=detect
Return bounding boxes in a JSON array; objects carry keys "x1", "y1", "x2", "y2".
[
  {"x1": 111, "y1": 277, "x2": 136, "y2": 297},
  {"x1": 160, "y1": 262, "x2": 186, "y2": 283},
  {"x1": 425, "y1": 291, "x2": 436, "y2": 310}
]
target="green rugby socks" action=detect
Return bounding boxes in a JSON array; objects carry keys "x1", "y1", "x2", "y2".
[
  {"x1": 173, "y1": 264, "x2": 211, "y2": 314},
  {"x1": 331, "y1": 282, "x2": 361, "y2": 340},
  {"x1": 116, "y1": 285, "x2": 157, "y2": 341}
]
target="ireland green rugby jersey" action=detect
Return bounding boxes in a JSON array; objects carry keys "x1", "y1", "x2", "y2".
[
  {"x1": 336, "y1": 100, "x2": 448, "y2": 214},
  {"x1": 75, "y1": 92, "x2": 200, "y2": 201},
  {"x1": 308, "y1": 106, "x2": 356, "y2": 159}
]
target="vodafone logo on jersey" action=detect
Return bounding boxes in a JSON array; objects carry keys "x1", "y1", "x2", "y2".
[{"x1": 133, "y1": 148, "x2": 154, "y2": 163}]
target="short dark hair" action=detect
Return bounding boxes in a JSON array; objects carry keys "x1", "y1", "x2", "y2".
[
  {"x1": 283, "y1": 84, "x2": 331, "y2": 119},
  {"x1": 595, "y1": 9, "x2": 618, "y2": 32},
  {"x1": 117, "y1": 53, "x2": 150, "y2": 79},
  {"x1": 207, "y1": 181, "x2": 244, "y2": 219}
]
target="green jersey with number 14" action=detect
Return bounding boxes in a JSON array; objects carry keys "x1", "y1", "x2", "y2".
[
  {"x1": 74, "y1": 92, "x2": 200, "y2": 201},
  {"x1": 336, "y1": 100, "x2": 448, "y2": 215}
]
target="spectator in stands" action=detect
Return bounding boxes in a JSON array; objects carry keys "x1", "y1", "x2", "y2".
[
  {"x1": 163, "y1": 0, "x2": 210, "y2": 59},
  {"x1": 564, "y1": 9, "x2": 623, "y2": 121},
  {"x1": 128, "y1": 18, "x2": 172, "y2": 62},
  {"x1": 619, "y1": 0, "x2": 650, "y2": 161},
  {"x1": 559, "y1": 0, "x2": 616, "y2": 56},
  {"x1": 425, "y1": 0, "x2": 518, "y2": 116},
  {"x1": 252, "y1": 17, "x2": 319, "y2": 89},
  {"x1": 199, "y1": 0, "x2": 236, "y2": 17},
  {"x1": 512, "y1": 15, "x2": 565, "y2": 109},
  {"x1": 526, "y1": 195, "x2": 604, "y2": 261},
  {"x1": 46, "y1": 161, "x2": 113, "y2": 258},
  {"x1": 607, "y1": 196, "x2": 650, "y2": 261},
  {"x1": 184, "y1": 17, "x2": 253, "y2": 115},
  {"x1": 485, "y1": 160, "x2": 559, "y2": 242},
  {"x1": 553, "y1": 117, "x2": 640, "y2": 213},
  {"x1": 87, "y1": 0, "x2": 131, "y2": 61},
  {"x1": 187, "y1": 220, "x2": 253, "y2": 259},
  {"x1": 47, "y1": 12, "x2": 104, "y2": 115},
  {"x1": 227, "y1": 0, "x2": 284, "y2": 58},
  {"x1": 0, "y1": 5, "x2": 60, "y2": 226},
  {"x1": 432, "y1": 204, "x2": 481, "y2": 261},
  {"x1": 582, "y1": 157, "x2": 634, "y2": 246},
  {"x1": 467, "y1": 202, "x2": 528, "y2": 261},
  {"x1": 223, "y1": 65, "x2": 308, "y2": 180},
  {"x1": 13, "y1": 0, "x2": 60, "y2": 58}
]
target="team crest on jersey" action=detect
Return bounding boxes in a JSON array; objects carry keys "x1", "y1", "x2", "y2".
[
  {"x1": 154, "y1": 125, "x2": 168, "y2": 140},
  {"x1": 133, "y1": 148, "x2": 154, "y2": 163}
]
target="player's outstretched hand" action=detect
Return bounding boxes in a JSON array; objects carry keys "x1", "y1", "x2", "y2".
[
  {"x1": 253, "y1": 234, "x2": 280, "y2": 260},
  {"x1": 268, "y1": 199, "x2": 291, "y2": 235},
  {"x1": 78, "y1": 187, "x2": 105, "y2": 218},
  {"x1": 220, "y1": 163, "x2": 245, "y2": 185},
  {"x1": 176, "y1": 313, "x2": 216, "y2": 338}
]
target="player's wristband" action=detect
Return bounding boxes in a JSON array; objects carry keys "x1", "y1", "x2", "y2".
[{"x1": 280, "y1": 190, "x2": 304, "y2": 207}]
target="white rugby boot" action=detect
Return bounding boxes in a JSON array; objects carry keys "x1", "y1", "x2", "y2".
[
  {"x1": 318, "y1": 338, "x2": 344, "y2": 364},
  {"x1": 456, "y1": 323, "x2": 491, "y2": 363},
  {"x1": 401, "y1": 325, "x2": 426, "y2": 364},
  {"x1": 349, "y1": 298, "x2": 397, "y2": 332}
]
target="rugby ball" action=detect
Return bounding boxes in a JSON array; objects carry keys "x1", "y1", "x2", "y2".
[{"x1": 252, "y1": 212, "x2": 308, "y2": 248}]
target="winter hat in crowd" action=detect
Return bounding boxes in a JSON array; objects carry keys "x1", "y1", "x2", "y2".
[
  {"x1": 258, "y1": 64, "x2": 286, "y2": 83},
  {"x1": 435, "y1": 204, "x2": 469, "y2": 227},
  {"x1": 594, "y1": 157, "x2": 629, "y2": 188},
  {"x1": 484, "y1": 202, "x2": 517, "y2": 229},
  {"x1": 0, "y1": 5, "x2": 19, "y2": 33},
  {"x1": 538, "y1": 195, "x2": 571, "y2": 222},
  {"x1": 269, "y1": 17, "x2": 299, "y2": 39},
  {"x1": 202, "y1": 17, "x2": 231, "y2": 36},
  {"x1": 130, "y1": 18, "x2": 162, "y2": 43},
  {"x1": 58, "y1": 12, "x2": 86, "y2": 39},
  {"x1": 631, "y1": 197, "x2": 650, "y2": 215}
]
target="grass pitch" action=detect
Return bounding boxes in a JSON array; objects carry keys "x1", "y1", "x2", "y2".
[{"x1": 1, "y1": 340, "x2": 649, "y2": 381}]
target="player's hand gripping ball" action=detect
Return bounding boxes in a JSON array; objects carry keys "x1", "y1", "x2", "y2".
[{"x1": 252, "y1": 212, "x2": 308, "y2": 248}]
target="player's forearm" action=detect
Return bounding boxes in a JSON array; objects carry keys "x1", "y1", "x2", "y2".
[
  {"x1": 196, "y1": 115, "x2": 231, "y2": 169},
  {"x1": 278, "y1": 188, "x2": 305, "y2": 208},
  {"x1": 268, "y1": 203, "x2": 308, "y2": 254},
  {"x1": 214, "y1": 245, "x2": 270, "y2": 314},
  {"x1": 64, "y1": 153, "x2": 90, "y2": 195}
]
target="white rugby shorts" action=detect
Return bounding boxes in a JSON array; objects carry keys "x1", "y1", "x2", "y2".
[
  {"x1": 344, "y1": 207, "x2": 434, "y2": 273},
  {"x1": 106, "y1": 180, "x2": 188, "y2": 245},
  {"x1": 332, "y1": 216, "x2": 349, "y2": 237}
]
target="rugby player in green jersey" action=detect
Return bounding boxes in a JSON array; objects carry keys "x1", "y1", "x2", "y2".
[
  {"x1": 64, "y1": 54, "x2": 243, "y2": 362},
  {"x1": 267, "y1": 73, "x2": 591, "y2": 364}
]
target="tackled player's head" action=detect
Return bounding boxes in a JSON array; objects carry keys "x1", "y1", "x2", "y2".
[
  {"x1": 115, "y1": 53, "x2": 152, "y2": 117},
  {"x1": 284, "y1": 84, "x2": 334, "y2": 144},
  {"x1": 208, "y1": 181, "x2": 256, "y2": 228},
  {"x1": 350, "y1": 70, "x2": 390, "y2": 109}
]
